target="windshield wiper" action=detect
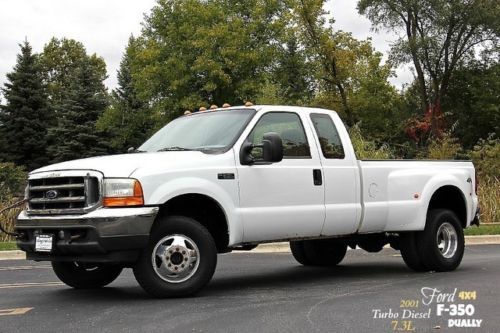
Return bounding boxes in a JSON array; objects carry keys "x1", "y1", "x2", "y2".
[{"x1": 157, "y1": 146, "x2": 197, "y2": 152}]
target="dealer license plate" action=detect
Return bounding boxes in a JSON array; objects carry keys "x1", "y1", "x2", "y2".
[{"x1": 35, "y1": 234, "x2": 53, "y2": 252}]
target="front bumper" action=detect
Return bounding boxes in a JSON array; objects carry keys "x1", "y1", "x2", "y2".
[{"x1": 16, "y1": 206, "x2": 159, "y2": 263}]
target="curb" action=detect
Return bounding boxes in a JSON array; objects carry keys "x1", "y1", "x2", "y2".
[
  {"x1": 1, "y1": 235, "x2": 500, "y2": 259},
  {"x1": 0, "y1": 250, "x2": 25, "y2": 260}
]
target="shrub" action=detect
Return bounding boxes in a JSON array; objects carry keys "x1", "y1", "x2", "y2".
[
  {"x1": 348, "y1": 124, "x2": 392, "y2": 159},
  {"x1": 0, "y1": 163, "x2": 26, "y2": 242},
  {"x1": 425, "y1": 132, "x2": 462, "y2": 160},
  {"x1": 471, "y1": 136, "x2": 500, "y2": 178},
  {"x1": 0, "y1": 162, "x2": 26, "y2": 202}
]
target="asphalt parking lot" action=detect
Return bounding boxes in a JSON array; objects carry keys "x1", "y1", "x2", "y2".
[{"x1": 0, "y1": 245, "x2": 498, "y2": 333}]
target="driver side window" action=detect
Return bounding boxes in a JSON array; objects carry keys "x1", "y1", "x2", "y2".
[{"x1": 248, "y1": 112, "x2": 311, "y2": 158}]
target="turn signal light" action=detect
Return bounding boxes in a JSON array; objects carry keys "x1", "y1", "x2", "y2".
[{"x1": 103, "y1": 179, "x2": 144, "y2": 207}]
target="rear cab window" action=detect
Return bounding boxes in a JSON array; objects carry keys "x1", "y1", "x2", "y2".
[{"x1": 310, "y1": 113, "x2": 345, "y2": 159}]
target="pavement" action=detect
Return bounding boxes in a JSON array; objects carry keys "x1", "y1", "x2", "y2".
[{"x1": 0, "y1": 244, "x2": 499, "y2": 332}]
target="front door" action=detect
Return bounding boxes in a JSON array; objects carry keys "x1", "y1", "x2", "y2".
[{"x1": 237, "y1": 111, "x2": 325, "y2": 243}]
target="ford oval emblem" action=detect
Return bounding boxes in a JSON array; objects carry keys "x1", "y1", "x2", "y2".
[{"x1": 46, "y1": 190, "x2": 59, "y2": 199}]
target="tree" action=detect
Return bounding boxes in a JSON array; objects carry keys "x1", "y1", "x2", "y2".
[
  {"x1": 358, "y1": 0, "x2": 500, "y2": 136},
  {"x1": 40, "y1": 38, "x2": 107, "y2": 111},
  {"x1": 132, "y1": 0, "x2": 289, "y2": 120},
  {"x1": 273, "y1": 35, "x2": 314, "y2": 105},
  {"x1": 0, "y1": 41, "x2": 52, "y2": 170},
  {"x1": 40, "y1": 38, "x2": 109, "y2": 162},
  {"x1": 442, "y1": 59, "x2": 499, "y2": 148},
  {"x1": 97, "y1": 36, "x2": 157, "y2": 152},
  {"x1": 293, "y1": 0, "x2": 357, "y2": 126},
  {"x1": 47, "y1": 59, "x2": 109, "y2": 162}
]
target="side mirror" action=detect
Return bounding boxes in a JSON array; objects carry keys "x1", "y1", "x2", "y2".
[
  {"x1": 240, "y1": 132, "x2": 283, "y2": 165},
  {"x1": 127, "y1": 147, "x2": 135, "y2": 153},
  {"x1": 262, "y1": 132, "x2": 283, "y2": 163}
]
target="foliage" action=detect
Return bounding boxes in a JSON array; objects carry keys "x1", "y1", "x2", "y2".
[
  {"x1": 40, "y1": 38, "x2": 107, "y2": 111},
  {"x1": 358, "y1": 0, "x2": 500, "y2": 137},
  {"x1": 476, "y1": 176, "x2": 500, "y2": 223},
  {"x1": 425, "y1": 132, "x2": 462, "y2": 159},
  {"x1": 0, "y1": 41, "x2": 52, "y2": 171},
  {"x1": 97, "y1": 36, "x2": 158, "y2": 152},
  {"x1": 471, "y1": 136, "x2": 500, "y2": 178},
  {"x1": 47, "y1": 59, "x2": 110, "y2": 162},
  {"x1": 132, "y1": 0, "x2": 289, "y2": 121},
  {"x1": 0, "y1": 163, "x2": 26, "y2": 242},
  {"x1": 0, "y1": 163, "x2": 26, "y2": 202},
  {"x1": 348, "y1": 124, "x2": 392, "y2": 159},
  {"x1": 443, "y1": 60, "x2": 500, "y2": 149}
]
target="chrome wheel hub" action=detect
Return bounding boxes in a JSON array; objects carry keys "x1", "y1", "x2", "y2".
[
  {"x1": 436, "y1": 222, "x2": 458, "y2": 259},
  {"x1": 152, "y1": 234, "x2": 200, "y2": 283}
]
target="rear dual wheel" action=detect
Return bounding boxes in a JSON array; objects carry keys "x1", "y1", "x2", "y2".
[
  {"x1": 290, "y1": 239, "x2": 347, "y2": 266},
  {"x1": 400, "y1": 209, "x2": 464, "y2": 272}
]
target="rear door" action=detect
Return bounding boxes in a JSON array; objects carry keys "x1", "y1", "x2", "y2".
[
  {"x1": 237, "y1": 110, "x2": 325, "y2": 242},
  {"x1": 308, "y1": 112, "x2": 361, "y2": 236}
]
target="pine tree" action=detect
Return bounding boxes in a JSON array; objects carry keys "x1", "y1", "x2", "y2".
[
  {"x1": 0, "y1": 41, "x2": 52, "y2": 170},
  {"x1": 47, "y1": 59, "x2": 109, "y2": 162},
  {"x1": 97, "y1": 36, "x2": 156, "y2": 152}
]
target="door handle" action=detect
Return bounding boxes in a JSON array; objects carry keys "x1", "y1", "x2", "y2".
[{"x1": 313, "y1": 169, "x2": 322, "y2": 186}]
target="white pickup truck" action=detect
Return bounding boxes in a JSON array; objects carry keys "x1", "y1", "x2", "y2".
[{"x1": 16, "y1": 105, "x2": 479, "y2": 298}]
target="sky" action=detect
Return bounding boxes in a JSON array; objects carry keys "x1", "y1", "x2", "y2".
[{"x1": 0, "y1": 0, "x2": 413, "y2": 97}]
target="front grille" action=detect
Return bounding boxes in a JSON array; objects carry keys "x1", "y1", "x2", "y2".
[{"x1": 27, "y1": 174, "x2": 100, "y2": 215}]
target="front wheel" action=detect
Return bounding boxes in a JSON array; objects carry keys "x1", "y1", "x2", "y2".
[
  {"x1": 52, "y1": 262, "x2": 123, "y2": 289},
  {"x1": 133, "y1": 216, "x2": 217, "y2": 298}
]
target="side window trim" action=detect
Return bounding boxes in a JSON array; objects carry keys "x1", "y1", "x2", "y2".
[
  {"x1": 310, "y1": 113, "x2": 346, "y2": 160},
  {"x1": 245, "y1": 111, "x2": 312, "y2": 159}
]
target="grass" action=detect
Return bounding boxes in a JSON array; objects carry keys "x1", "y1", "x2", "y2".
[
  {"x1": 0, "y1": 241, "x2": 17, "y2": 251},
  {"x1": 464, "y1": 223, "x2": 500, "y2": 236}
]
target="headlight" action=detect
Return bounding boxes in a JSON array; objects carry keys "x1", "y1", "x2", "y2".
[{"x1": 103, "y1": 178, "x2": 144, "y2": 207}]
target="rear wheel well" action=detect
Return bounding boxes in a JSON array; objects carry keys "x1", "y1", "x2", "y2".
[
  {"x1": 428, "y1": 186, "x2": 467, "y2": 228},
  {"x1": 154, "y1": 194, "x2": 229, "y2": 253}
]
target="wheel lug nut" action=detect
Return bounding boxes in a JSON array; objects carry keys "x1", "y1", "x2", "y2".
[
  {"x1": 176, "y1": 247, "x2": 179, "y2": 251},
  {"x1": 168, "y1": 263, "x2": 171, "y2": 267},
  {"x1": 182, "y1": 251, "x2": 186, "y2": 255},
  {"x1": 174, "y1": 266, "x2": 178, "y2": 270},
  {"x1": 184, "y1": 258, "x2": 188, "y2": 261}
]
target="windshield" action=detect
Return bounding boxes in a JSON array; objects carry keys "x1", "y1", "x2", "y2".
[{"x1": 138, "y1": 109, "x2": 256, "y2": 153}]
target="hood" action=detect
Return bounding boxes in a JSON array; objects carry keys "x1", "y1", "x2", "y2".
[{"x1": 30, "y1": 151, "x2": 223, "y2": 178}]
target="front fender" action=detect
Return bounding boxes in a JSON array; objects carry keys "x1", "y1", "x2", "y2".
[{"x1": 145, "y1": 177, "x2": 242, "y2": 245}]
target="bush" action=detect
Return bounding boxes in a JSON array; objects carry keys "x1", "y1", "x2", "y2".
[
  {"x1": 0, "y1": 163, "x2": 26, "y2": 242},
  {"x1": 0, "y1": 162, "x2": 26, "y2": 202},
  {"x1": 471, "y1": 136, "x2": 500, "y2": 178},
  {"x1": 470, "y1": 136, "x2": 500, "y2": 223},
  {"x1": 348, "y1": 124, "x2": 392, "y2": 159},
  {"x1": 425, "y1": 132, "x2": 462, "y2": 160}
]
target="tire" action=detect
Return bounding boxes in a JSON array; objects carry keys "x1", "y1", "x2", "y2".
[
  {"x1": 290, "y1": 241, "x2": 312, "y2": 266},
  {"x1": 399, "y1": 232, "x2": 428, "y2": 272},
  {"x1": 417, "y1": 209, "x2": 464, "y2": 272},
  {"x1": 291, "y1": 239, "x2": 347, "y2": 266},
  {"x1": 52, "y1": 262, "x2": 123, "y2": 289},
  {"x1": 133, "y1": 215, "x2": 217, "y2": 298}
]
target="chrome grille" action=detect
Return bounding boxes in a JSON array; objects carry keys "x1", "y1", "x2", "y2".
[{"x1": 27, "y1": 173, "x2": 101, "y2": 215}]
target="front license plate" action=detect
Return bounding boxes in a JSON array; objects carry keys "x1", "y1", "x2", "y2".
[{"x1": 35, "y1": 234, "x2": 53, "y2": 252}]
